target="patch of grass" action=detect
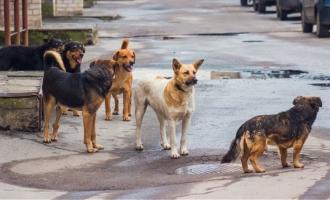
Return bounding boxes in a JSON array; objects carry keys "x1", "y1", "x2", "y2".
[
  {"x1": 84, "y1": 0, "x2": 96, "y2": 8},
  {"x1": 42, "y1": 2, "x2": 54, "y2": 17}
]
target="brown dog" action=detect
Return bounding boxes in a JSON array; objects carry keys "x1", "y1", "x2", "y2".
[
  {"x1": 92, "y1": 39, "x2": 135, "y2": 121},
  {"x1": 221, "y1": 96, "x2": 322, "y2": 173}
]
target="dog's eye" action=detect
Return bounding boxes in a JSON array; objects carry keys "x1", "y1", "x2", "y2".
[{"x1": 184, "y1": 71, "x2": 189, "y2": 75}]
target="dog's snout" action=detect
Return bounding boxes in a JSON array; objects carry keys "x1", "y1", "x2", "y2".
[
  {"x1": 80, "y1": 53, "x2": 84, "y2": 58},
  {"x1": 130, "y1": 61, "x2": 134, "y2": 65}
]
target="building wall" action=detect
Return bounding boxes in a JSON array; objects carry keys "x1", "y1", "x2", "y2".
[
  {"x1": 0, "y1": 0, "x2": 42, "y2": 29},
  {"x1": 54, "y1": 0, "x2": 83, "y2": 16}
]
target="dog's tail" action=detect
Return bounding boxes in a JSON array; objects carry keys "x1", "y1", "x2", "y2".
[
  {"x1": 43, "y1": 50, "x2": 66, "y2": 71},
  {"x1": 121, "y1": 39, "x2": 129, "y2": 49},
  {"x1": 221, "y1": 125, "x2": 246, "y2": 163}
]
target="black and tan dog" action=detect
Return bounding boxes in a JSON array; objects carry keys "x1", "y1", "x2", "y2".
[
  {"x1": 91, "y1": 39, "x2": 135, "y2": 121},
  {"x1": 0, "y1": 38, "x2": 64, "y2": 71},
  {"x1": 42, "y1": 51, "x2": 117, "y2": 153},
  {"x1": 60, "y1": 41, "x2": 86, "y2": 116},
  {"x1": 221, "y1": 96, "x2": 322, "y2": 173}
]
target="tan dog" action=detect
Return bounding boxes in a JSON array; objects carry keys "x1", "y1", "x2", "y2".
[
  {"x1": 104, "y1": 39, "x2": 135, "y2": 121},
  {"x1": 134, "y1": 58, "x2": 204, "y2": 158}
]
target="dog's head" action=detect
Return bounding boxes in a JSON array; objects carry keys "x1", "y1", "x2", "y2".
[
  {"x1": 293, "y1": 96, "x2": 322, "y2": 111},
  {"x1": 172, "y1": 58, "x2": 204, "y2": 89},
  {"x1": 64, "y1": 41, "x2": 85, "y2": 69},
  {"x1": 112, "y1": 39, "x2": 135, "y2": 72},
  {"x1": 44, "y1": 38, "x2": 65, "y2": 52}
]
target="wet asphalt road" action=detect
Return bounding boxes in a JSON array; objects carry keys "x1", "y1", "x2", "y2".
[{"x1": 1, "y1": 0, "x2": 330, "y2": 199}]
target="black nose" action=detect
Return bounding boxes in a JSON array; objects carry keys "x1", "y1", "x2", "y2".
[
  {"x1": 80, "y1": 53, "x2": 84, "y2": 58},
  {"x1": 130, "y1": 61, "x2": 134, "y2": 65},
  {"x1": 192, "y1": 78, "x2": 198, "y2": 84}
]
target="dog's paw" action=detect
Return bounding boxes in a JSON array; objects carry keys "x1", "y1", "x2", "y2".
[
  {"x1": 282, "y1": 163, "x2": 291, "y2": 168},
  {"x1": 87, "y1": 148, "x2": 98, "y2": 153},
  {"x1": 243, "y1": 169, "x2": 253, "y2": 173},
  {"x1": 180, "y1": 148, "x2": 189, "y2": 156},
  {"x1": 161, "y1": 143, "x2": 171, "y2": 150},
  {"x1": 51, "y1": 135, "x2": 58, "y2": 142},
  {"x1": 105, "y1": 115, "x2": 113, "y2": 121},
  {"x1": 112, "y1": 112, "x2": 119, "y2": 115},
  {"x1": 43, "y1": 138, "x2": 52, "y2": 143},
  {"x1": 93, "y1": 143, "x2": 104, "y2": 150},
  {"x1": 255, "y1": 168, "x2": 266, "y2": 173},
  {"x1": 123, "y1": 116, "x2": 130, "y2": 121},
  {"x1": 135, "y1": 144, "x2": 144, "y2": 151},
  {"x1": 171, "y1": 151, "x2": 180, "y2": 159},
  {"x1": 293, "y1": 162, "x2": 304, "y2": 168},
  {"x1": 73, "y1": 111, "x2": 81, "y2": 117}
]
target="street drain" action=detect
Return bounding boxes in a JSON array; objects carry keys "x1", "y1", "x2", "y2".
[
  {"x1": 242, "y1": 40, "x2": 264, "y2": 43},
  {"x1": 175, "y1": 163, "x2": 241, "y2": 175}
]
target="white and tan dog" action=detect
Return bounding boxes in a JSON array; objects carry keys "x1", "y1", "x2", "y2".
[{"x1": 134, "y1": 58, "x2": 204, "y2": 158}]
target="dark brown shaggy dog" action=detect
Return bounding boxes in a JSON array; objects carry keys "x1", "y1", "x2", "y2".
[
  {"x1": 221, "y1": 96, "x2": 322, "y2": 173},
  {"x1": 43, "y1": 51, "x2": 117, "y2": 153}
]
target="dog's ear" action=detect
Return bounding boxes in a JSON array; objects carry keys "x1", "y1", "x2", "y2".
[
  {"x1": 113, "y1": 51, "x2": 119, "y2": 61},
  {"x1": 311, "y1": 97, "x2": 322, "y2": 108},
  {"x1": 193, "y1": 59, "x2": 204, "y2": 71},
  {"x1": 172, "y1": 58, "x2": 182, "y2": 74},
  {"x1": 293, "y1": 96, "x2": 303, "y2": 105},
  {"x1": 121, "y1": 39, "x2": 129, "y2": 49}
]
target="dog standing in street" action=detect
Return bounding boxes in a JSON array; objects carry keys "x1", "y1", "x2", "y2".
[
  {"x1": 42, "y1": 51, "x2": 117, "y2": 153},
  {"x1": 91, "y1": 39, "x2": 135, "y2": 121},
  {"x1": 221, "y1": 96, "x2": 322, "y2": 173},
  {"x1": 134, "y1": 58, "x2": 204, "y2": 158}
]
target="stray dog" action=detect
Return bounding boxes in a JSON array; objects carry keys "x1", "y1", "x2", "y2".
[
  {"x1": 61, "y1": 41, "x2": 86, "y2": 116},
  {"x1": 62, "y1": 41, "x2": 85, "y2": 73},
  {"x1": 221, "y1": 96, "x2": 322, "y2": 173},
  {"x1": 91, "y1": 39, "x2": 135, "y2": 121},
  {"x1": 134, "y1": 58, "x2": 204, "y2": 158},
  {"x1": 0, "y1": 38, "x2": 64, "y2": 71},
  {"x1": 42, "y1": 50, "x2": 117, "y2": 153}
]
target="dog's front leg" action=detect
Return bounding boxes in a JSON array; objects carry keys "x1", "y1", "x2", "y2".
[
  {"x1": 91, "y1": 113, "x2": 104, "y2": 150},
  {"x1": 169, "y1": 120, "x2": 180, "y2": 159},
  {"x1": 180, "y1": 113, "x2": 192, "y2": 156},
  {"x1": 122, "y1": 90, "x2": 130, "y2": 121},
  {"x1": 83, "y1": 111, "x2": 98, "y2": 153}
]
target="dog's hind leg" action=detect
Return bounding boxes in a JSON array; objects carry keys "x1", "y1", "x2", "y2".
[
  {"x1": 180, "y1": 113, "x2": 192, "y2": 156},
  {"x1": 241, "y1": 135, "x2": 253, "y2": 173},
  {"x1": 249, "y1": 135, "x2": 266, "y2": 173},
  {"x1": 169, "y1": 120, "x2": 180, "y2": 159},
  {"x1": 156, "y1": 114, "x2": 170, "y2": 150},
  {"x1": 105, "y1": 93, "x2": 113, "y2": 121},
  {"x1": 51, "y1": 105, "x2": 63, "y2": 141},
  {"x1": 135, "y1": 100, "x2": 147, "y2": 151},
  {"x1": 43, "y1": 96, "x2": 56, "y2": 143}
]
